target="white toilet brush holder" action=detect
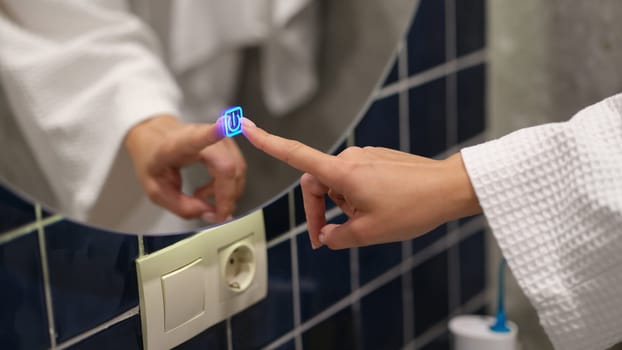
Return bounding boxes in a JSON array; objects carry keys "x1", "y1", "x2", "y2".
[{"x1": 449, "y1": 314, "x2": 518, "y2": 350}]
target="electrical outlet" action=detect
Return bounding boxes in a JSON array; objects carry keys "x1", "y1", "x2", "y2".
[
  {"x1": 219, "y1": 234, "x2": 256, "y2": 297},
  {"x1": 136, "y1": 210, "x2": 267, "y2": 350}
]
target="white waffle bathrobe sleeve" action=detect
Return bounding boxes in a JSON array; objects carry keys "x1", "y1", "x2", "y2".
[
  {"x1": 0, "y1": 0, "x2": 181, "y2": 220},
  {"x1": 461, "y1": 94, "x2": 622, "y2": 350}
]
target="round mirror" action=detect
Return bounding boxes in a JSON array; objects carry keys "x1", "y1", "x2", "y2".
[{"x1": 0, "y1": 0, "x2": 417, "y2": 235}]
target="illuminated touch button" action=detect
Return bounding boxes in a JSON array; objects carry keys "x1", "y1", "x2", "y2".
[
  {"x1": 221, "y1": 106, "x2": 243, "y2": 137},
  {"x1": 161, "y1": 258, "x2": 205, "y2": 332}
]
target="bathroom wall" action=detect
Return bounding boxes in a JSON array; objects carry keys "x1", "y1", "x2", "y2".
[
  {"x1": 0, "y1": 0, "x2": 486, "y2": 349},
  {"x1": 487, "y1": 1, "x2": 622, "y2": 349}
]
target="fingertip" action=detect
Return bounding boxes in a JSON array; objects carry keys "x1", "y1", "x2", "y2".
[
  {"x1": 215, "y1": 117, "x2": 226, "y2": 138},
  {"x1": 241, "y1": 117, "x2": 262, "y2": 143},
  {"x1": 241, "y1": 117, "x2": 256, "y2": 128},
  {"x1": 202, "y1": 212, "x2": 217, "y2": 223}
]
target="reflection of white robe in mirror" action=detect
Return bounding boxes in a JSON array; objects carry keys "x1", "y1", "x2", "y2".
[{"x1": 0, "y1": 0, "x2": 317, "y2": 233}]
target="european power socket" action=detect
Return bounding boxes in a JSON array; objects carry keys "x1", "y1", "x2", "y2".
[{"x1": 218, "y1": 233, "x2": 256, "y2": 299}]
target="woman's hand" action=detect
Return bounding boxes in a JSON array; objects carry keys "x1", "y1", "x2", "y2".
[
  {"x1": 124, "y1": 115, "x2": 246, "y2": 223},
  {"x1": 242, "y1": 118, "x2": 480, "y2": 249}
]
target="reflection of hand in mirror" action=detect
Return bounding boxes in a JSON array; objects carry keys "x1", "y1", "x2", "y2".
[
  {"x1": 125, "y1": 115, "x2": 246, "y2": 223},
  {"x1": 242, "y1": 118, "x2": 482, "y2": 250}
]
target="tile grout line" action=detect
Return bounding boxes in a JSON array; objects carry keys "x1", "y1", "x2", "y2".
[
  {"x1": 54, "y1": 306, "x2": 140, "y2": 350},
  {"x1": 0, "y1": 214, "x2": 63, "y2": 245},
  {"x1": 137, "y1": 235, "x2": 145, "y2": 257},
  {"x1": 447, "y1": 221, "x2": 462, "y2": 315},
  {"x1": 376, "y1": 49, "x2": 487, "y2": 100},
  {"x1": 397, "y1": 35, "x2": 416, "y2": 348},
  {"x1": 288, "y1": 190, "x2": 304, "y2": 350},
  {"x1": 35, "y1": 205, "x2": 58, "y2": 349},
  {"x1": 350, "y1": 245, "x2": 362, "y2": 347},
  {"x1": 226, "y1": 318, "x2": 233, "y2": 350},
  {"x1": 398, "y1": 38, "x2": 410, "y2": 155},
  {"x1": 445, "y1": 0, "x2": 458, "y2": 150},
  {"x1": 262, "y1": 216, "x2": 488, "y2": 350},
  {"x1": 401, "y1": 245, "x2": 415, "y2": 347}
]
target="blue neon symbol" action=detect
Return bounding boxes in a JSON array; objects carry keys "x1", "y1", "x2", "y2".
[{"x1": 221, "y1": 106, "x2": 243, "y2": 137}]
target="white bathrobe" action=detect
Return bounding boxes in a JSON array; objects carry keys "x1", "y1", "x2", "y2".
[
  {"x1": 0, "y1": 0, "x2": 317, "y2": 232},
  {"x1": 462, "y1": 93, "x2": 622, "y2": 350}
]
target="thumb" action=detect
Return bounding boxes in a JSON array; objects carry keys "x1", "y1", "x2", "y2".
[
  {"x1": 164, "y1": 123, "x2": 225, "y2": 163},
  {"x1": 318, "y1": 218, "x2": 369, "y2": 249},
  {"x1": 186, "y1": 122, "x2": 226, "y2": 153}
]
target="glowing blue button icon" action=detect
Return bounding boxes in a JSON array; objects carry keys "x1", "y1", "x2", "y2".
[{"x1": 221, "y1": 106, "x2": 243, "y2": 137}]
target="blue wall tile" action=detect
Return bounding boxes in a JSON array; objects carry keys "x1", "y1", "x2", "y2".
[
  {"x1": 144, "y1": 232, "x2": 193, "y2": 254},
  {"x1": 420, "y1": 331, "x2": 450, "y2": 350},
  {"x1": 413, "y1": 251, "x2": 448, "y2": 336},
  {"x1": 45, "y1": 221, "x2": 139, "y2": 342},
  {"x1": 330, "y1": 140, "x2": 348, "y2": 156},
  {"x1": 175, "y1": 321, "x2": 227, "y2": 350},
  {"x1": 68, "y1": 316, "x2": 141, "y2": 350},
  {"x1": 460, "y1": 230, "x2": 486, "y2": 304},
  {"x1": 355, "y1": 95, "x2": 400, "y2": 150},
  {"x1": 0, "y1": 232, "x2": 49, "y2": 350},
  {"x1": 456, "y1": 0, "x2": 486, "y2": 56},
  {"x1": 383, "y1": 58, "x2": 400, "y2": 86},
  {"x1": 298, "y1": 231, "x2": 350, "y2": 321},
  {"x1": 0, "y1": 185, "x2": 35, "y2": 233},
  {"x1": 410, "y1": 77, "x2": 447, "y2": 157},
  {"x1": 231, "y1": 241, "x2": 293, "y2": 349},
  {"x1": 458, "y1": 214, "x2": 479, "y2": 227},
  {"x1": 360, "y1": 278, "x2": 403, "y2": 350},
  {"x1": 274, "y1": 340, "x2": 296, "y2": 350},
  {"x1": 293, "y1": 186, "x2": 306, "y2": 226},
  {"x1": 302, "y1": 307, "x2": 358, "y2": 350},
  {"x1": 263, "y1": 193, "x2": 290, "y2": 241},
  {"x1": 412, "y1": 224, "x2": 447, "y2": 254},
  {"x1": 457, "y1": 64, "x2": 486, "y2": 143},
  {"x1": 358, "y1": 242, "x2": 402, "y2": 286},
  {"x1": 408, "y1": 0, "x2": 446, "y2": 75}
]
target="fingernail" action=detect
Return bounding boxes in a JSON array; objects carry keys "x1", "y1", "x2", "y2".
[
  {"x1": 202, "y1": 212, "x2": 217, "y2": 223},
  {"x1": 242, "y1": 117, "x2": 256, "y2": 128},
  {"x1": 226, "y1": 215, "x2": 233, "y2": 221}
]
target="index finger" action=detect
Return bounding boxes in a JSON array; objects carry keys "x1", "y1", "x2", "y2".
[{"x1": 242, "y1": 118, "x2": 340, "y2": 183}]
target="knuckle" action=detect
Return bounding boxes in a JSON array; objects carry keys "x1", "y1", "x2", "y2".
[
  {"x1": 215, "y1": 160, "x2": 237, "y2": 177},
  {"x1": 144, "y1": 182, "x2": 161, "y2": 202},
  {"x1": 300, "y1": 173, "x2": 315, "y2": 188},
  {"x1": 339, "y1": 146, "x2": 362, "y2": 158}
]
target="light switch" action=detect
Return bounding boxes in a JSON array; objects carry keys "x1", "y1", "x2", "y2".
[{"x1": 161, "y1": 258, "x2": 205, "y2": 331}]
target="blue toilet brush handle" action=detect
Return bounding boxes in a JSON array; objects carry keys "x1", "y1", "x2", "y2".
[{"x1": 490, "y1": 258, "x2": 511, "y2": 333}]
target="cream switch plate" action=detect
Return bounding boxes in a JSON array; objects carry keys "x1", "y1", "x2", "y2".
[{"x1": 136, "y1": 210, "x2": 267, "y2": 350}]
